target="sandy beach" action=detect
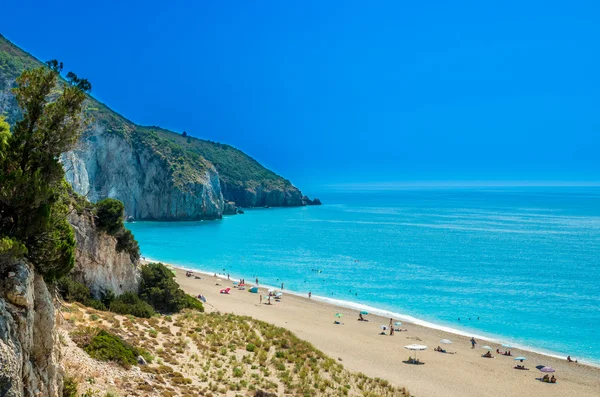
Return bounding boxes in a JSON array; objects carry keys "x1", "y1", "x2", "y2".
[{"x1": 168, "y1": 265, "x2": 600, "y2": 397}]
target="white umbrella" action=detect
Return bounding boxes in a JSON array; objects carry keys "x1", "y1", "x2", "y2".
[
  {"x1": 440, "y1": 339, "x2": 452, "y2": 344},
  {"x1": 404, "y1": 344, "x2": 427, "y2": 362},
  {"x1": 481, "y1": 345, "x2": 493, "y2": 351},
  {"x1": 267, "y1": 289, "x2": 275, "y2": 293}
]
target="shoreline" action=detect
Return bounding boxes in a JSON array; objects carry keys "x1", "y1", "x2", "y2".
[
  {"x1": 163, "y1": 261, "x2": 600, "y2": 397},
  {"x1": 143, "y1": 257, "x2": 599, "y2": 370}
]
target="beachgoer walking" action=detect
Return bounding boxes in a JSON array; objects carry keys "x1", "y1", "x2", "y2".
[
  {"x1": 256, "y1": 277, "x2": 259, "y2": 285},
  {"x1": 260, "y1": 295, "x2": 262, "y2": 305},
  {"x1": 308, "y1": 291, "x2": 312, "y2": 299},
  {"x1": 227, "y1": 273, "x2": 230, "y2": 280},
  {"x1": 281, "y1": 282, "x2": 284, "y2": 290},
  {"x1": 470, "y1": 337, "x2": 477, "y2": 349},
  {"x1": 389, "y1": 318, "x2": 394, "y2": 336}
]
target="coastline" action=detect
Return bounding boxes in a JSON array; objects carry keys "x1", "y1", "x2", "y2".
[
  {"x1": 142, "y1": 258, "x2": 600, "y2": 397},
  {"x1": 144, "y1": 257, "x2": 598, "y2": 369}
]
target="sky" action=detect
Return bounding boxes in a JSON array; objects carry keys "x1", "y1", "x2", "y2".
[{"x1": 2, "y1": 1, "x2": 599, "y2": 192}]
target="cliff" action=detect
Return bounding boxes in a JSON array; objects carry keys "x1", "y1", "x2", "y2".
[
  {"x1": 68, "y1": 210, "x2": 141, "y2": 298},
  {"x1": 0, "y1": 34, "x2": 318, "y2": 220},
  {"x1": 0, "y1": 260, "x2": 63, "y2": 397}
]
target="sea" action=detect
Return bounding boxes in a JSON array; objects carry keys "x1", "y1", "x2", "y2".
[{"x1": 126, "y1": 187, "x2": 600, "y2": 365}]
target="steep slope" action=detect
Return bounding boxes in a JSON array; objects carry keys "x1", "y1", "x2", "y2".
[{"x1": 0, "y1": 34, "x2": 315, "y2": 220}]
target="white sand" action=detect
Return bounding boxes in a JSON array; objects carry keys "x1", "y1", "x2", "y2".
[{"x1": 170, "y1": 266, "x2": 599, "y2": 397}]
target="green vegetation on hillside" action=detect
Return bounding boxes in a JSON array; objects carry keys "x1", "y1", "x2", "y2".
[
  {"x1": 58, "y1": 262, "x2": 203, "y2": 318},
  {"x1": 0, "y1": 34, "x2": 301, "y2": 204},
  {"x1": 65, "y1": 305, "x2": 412, "y2": 396},
  {"x1": 72, "y1": 328, "x2": 152, "y2": 369},
  {"x1": 94, "y1": 198, "x2": 140, "y2": 261},
  {"x1": 0, "y1": 60, "x2": 89, "y2": 280},
  {"x1": 140, "y1": 262, "x2": 205, "y2": 313}
]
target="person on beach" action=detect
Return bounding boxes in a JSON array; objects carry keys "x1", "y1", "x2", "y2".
[
  {"x1": 567, "y1": 355, "x2": 578, "y2": 363},
  {"x1": 227, "y1": 273, "x2": 230, "y2": 280},
  {"x1": 260, "y1": 295, "x2": 262, "y2": 305},
  {"x1": 281, "y1": 282, "x2": 284, "y2": 290},
  {"x1": 308, "y1": 291, "x2": 312, "y2": 299},
  {"x1": 470, "y1": 337, "x2": 477, "y2": 349},
  {"x1": 256, "y1": 277, "x2": 259, "y2": 285},
  {"x1": 389, "y1": 318, "x2": 394, "y2": 336}
]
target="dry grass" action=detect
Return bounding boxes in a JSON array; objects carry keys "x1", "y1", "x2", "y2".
[{"x1": 62, "y1": 305, "x2": 412, "y2": 396}]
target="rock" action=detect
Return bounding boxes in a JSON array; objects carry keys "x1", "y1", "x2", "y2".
[
  {"x1": 236, "y1": 209, "x2": 245, "y2": 214},
  {"x1": 302, "y1": 196, "x2": 322, "y2": 206},
  {"x1": 223, "y1": 201, "x2": 237, "y2": 215},
  {"x1": 0, "y1": 260, "x2": 63, "y2": 397},
  {"x1": 137, "y1": 355, "x2": 147, "y2": 365},
  {"x1": 68, "y1": 211, "x2": 141, "y2": 298},
  {"x1": 62, "y1": 125, "x2": 225, "y2": 221}
]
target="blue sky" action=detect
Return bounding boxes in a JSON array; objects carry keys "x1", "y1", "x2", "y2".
[{"x1": 2, "y1": 1, "x2": 599, "y2": 192}]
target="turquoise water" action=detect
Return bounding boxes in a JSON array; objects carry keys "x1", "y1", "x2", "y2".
[{"x1": 127, "y1": 187, "x2": 600, "y2": 365}]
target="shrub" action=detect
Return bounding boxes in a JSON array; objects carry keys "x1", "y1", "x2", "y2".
[
  {"x1": 95, "y1": 198, "x2": 124, "y2": 235},
  {"x1": 57, "y1": 276, "x2": 107, "y2": 310},
  {"x1": 246, "y1": 343, "x2": 256, "y2": 352},
  {"x1": 140, "y1": 262, "x2": 204, "y2": 313},
  {"x1": 109, "y1": 292, "x2": 155, "y2": 318},
  {"x1": 82, "y1": 329, "x2": 150, "y2": 368},
  {"x1": 62, "y1": 376, "x2": 78, "y2": 397},
  {"x1": 115, "y1": 229, "x2": 140, "y2": 262}
]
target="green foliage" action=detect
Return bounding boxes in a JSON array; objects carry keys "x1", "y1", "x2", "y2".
[
  {"x1": 95, "y1": 198, "x2": 124, "y2": 235},
  {"x1": 140, "y1": 262, "x2": 204, "y2": 313},
  {"x1": 93, "y1": 198, "x2": 140, "y2": 261},
  {"x1": 62, "y1": 376, "x2": 78, "y2": 397},
  {"x1": 0, "y1": 236, "x2": 27, "y2": 268},
  {"x1": 0, "y1": 61, "x2": 89, "y2": 280},
  {"x1": 57, "y1": 276, "x2": 107, "y2": 310},
  {"x1": 81, "y1": 329, "x2": 150, "y2": 368},
  {"x1": 115, "y1": 229, "x2": 140, "y2": 262},
  {"x1": 109, "y1": 292, "x2": 155, "y2": 318}
]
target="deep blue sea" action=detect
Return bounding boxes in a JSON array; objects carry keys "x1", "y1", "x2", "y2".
[{"x1": 127, "y1": 187, "x2": 600, "y2": 365}]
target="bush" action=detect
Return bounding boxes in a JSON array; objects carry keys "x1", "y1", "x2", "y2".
[
  {"x1": 83, "y1": 329, "x2": 150, "y2": 368},
  {"x1": 62, "y1": 376, "x2": 78, "y2": 397},
  {"x1": 57, "y1": 276, "x2": 107, "y2": 310},
  {"x1": 140, "y1": 262, "x2": 204, "y2": 313},
  {"x1": 116, "y1": 229, "x2": 140, "y2": 262},
  {"x1": 109, "y1": 292, "x2": 155, "y2": 318},
  {"x1": 95, "y1": 198, "x2": 125, "y2": 235}
]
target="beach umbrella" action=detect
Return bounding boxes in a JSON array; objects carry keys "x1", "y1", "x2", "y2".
[
  {"x1": 275, "y1": 292, "x2": 283, "y2": 297},
  {"x1": 539, "y1": 366, "x2": 555, "y2": 373},
  {"x1": 404, "y1": 344, "x2": 427, "y2": 362},
  {"x1": 335, "y1": 313, "x2": 343, "y2": 318},
  {"x1": 440, "y1": 339, "x2": 452, "y2": 344},
  {"x1": 380, "y1": 325, "x2": 388, "y2": 331},
  {"x1": 394, "y1": 322, "x2": 402, "y2": 326},
  {"x1": 268, "y1": 289, "x2": 275, "y2": 293},
  {"x1": 502, "y1": 343, "x2": 514, "y2": 348},
  {"x1": 514, "y1": 357, "x2": 527, "y2": 362},
  {"x1": 360, "y1": 311, "x2": 369, "y2": 315},
  {"x1": 481, "y1": 346, "x2": 493, "y2": 351}
]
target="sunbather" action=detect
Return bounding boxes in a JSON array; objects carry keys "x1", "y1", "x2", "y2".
[
  {"x1": 543, "y1": 374, "x2": 549, "y2": 382},
  {"x1": 482, "y1": 351, "x2": 493, "y2": 358},
  {"x1": 550, "y1": 375, "x2": 556, "y2": 383}
]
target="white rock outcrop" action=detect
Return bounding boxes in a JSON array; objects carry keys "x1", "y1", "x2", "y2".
[
  {"x1": 63, "y1": 125, "x2": 225, "y2": 221},
  {"x1": 0, "y1": 261, "x2": 63, "y2": 397},
  {"x1": 68, "y1": 210, "x2": 141, "y2": 298}
]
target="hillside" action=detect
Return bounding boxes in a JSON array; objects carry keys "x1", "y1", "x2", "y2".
[{"x1": 0, "y1": 33, "x2": 316, "y2": 220}]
